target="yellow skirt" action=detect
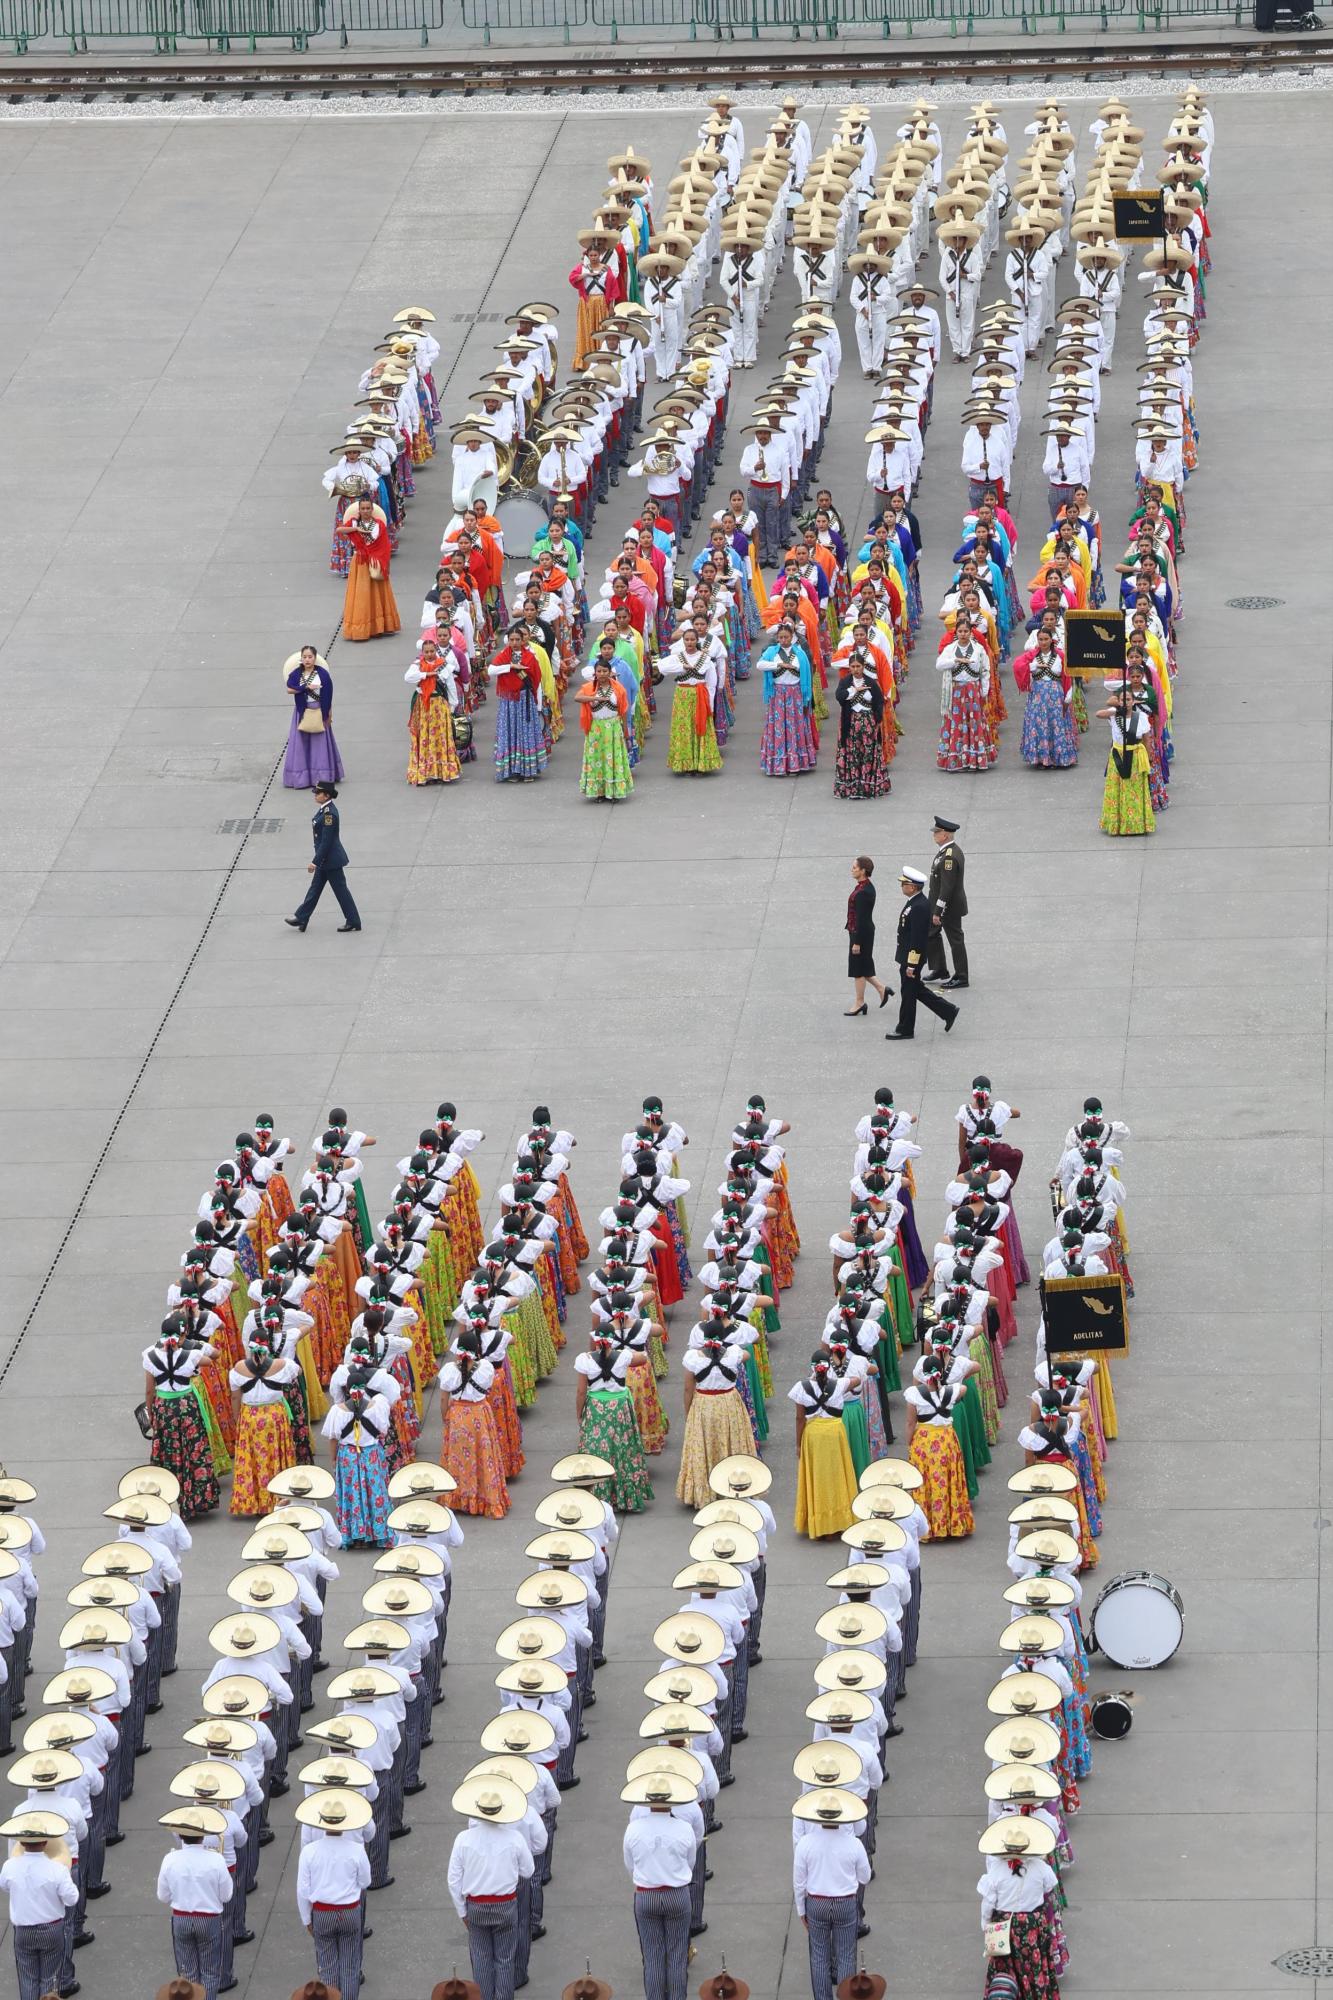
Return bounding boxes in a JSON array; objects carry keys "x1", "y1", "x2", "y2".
[
  {"x1": 675, "y1": 1391, "x2": 755, "y2": 1509},
  {"x1": 794, "y1": 1416, "x2": 857, "y2": 1540},
  {"x1": 1093, "y1": 1352, "x2": 1118, "y2": 1441},
  {"x1": 295, "y1": 1334, "x2": 328, "y2": 1424}
]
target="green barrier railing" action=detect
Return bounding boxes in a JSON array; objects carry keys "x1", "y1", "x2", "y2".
[
  {"x1": 592, "y1": 0, "x2": 841, "y2": 36},
  {"x1": 181, "y1": 0, "x2": 322, "y2": 45},
  {"x1": 0, "y1": 0, "x2": 47, "y2": 46},
  {"x1": 460, "y1": 0, "x2": 585, "y2": 38},
  {"x1": 332, "y1": 0, "x2": 442, "y2": 39},
  {"x1": 58, "y1": 0, "x2": 181, "y2": 48}
]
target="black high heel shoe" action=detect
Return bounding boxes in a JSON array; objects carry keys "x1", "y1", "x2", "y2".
[{"x1": 843, "y1": 1004, "x2": 868, "y2": 1017}]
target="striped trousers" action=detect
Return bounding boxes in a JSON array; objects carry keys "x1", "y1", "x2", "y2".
[
  {"x1": 14, "y1": 1918, "x2": 65, "y2": 2000},
  {"x1": 161, "y1": 1579, "x2": 182, "y2": 1674},
  {"x1": 748, "y1": 1560, "x2": 767, "y2": 1663},
  {"x1": 312, "y1": 1900, "x2": 364, "y2": 2000},
  {"x1": 465, "y1": 1894, "x2": 518, "y2": 2000},
  {"x1": 731, "y1": 1637, "x2": 750, "y2": 1732},
  {"x1": 403, "y1": 1676, "x2": 427, "y2": 1789},
  {"x1": 805, "y1": 1892, "x2": 859, "y2": 2000},
  {"x1": 171, "y1": 1909, "x2": 228, "y2": 2000},
  {"x1": 904, "y1": 1565, "x2": 922, "y2": 1667},
  {"x1": 556, "y1": 1679, "x2": 582, "y2": 1787},
  {"x1": 633, "y1": 1884, "x2": 691, "y2": 2000}
]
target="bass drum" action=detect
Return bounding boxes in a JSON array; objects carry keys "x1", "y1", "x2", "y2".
[
  {"x1": 495, "y1": 493, "x2": 550, "y2": 551},
  {"x1": 1092, "y1": 1570, "x2": 1183, "y2": 1670}
]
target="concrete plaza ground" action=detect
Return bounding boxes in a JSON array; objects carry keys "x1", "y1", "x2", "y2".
[{"x1": 0, "y1": 84, "x2": 1328, "y2": 2000}]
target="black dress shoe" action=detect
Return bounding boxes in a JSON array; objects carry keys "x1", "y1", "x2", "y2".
[
  {"x1": 943, "y1": 977, "x2": 969, "y2": 990},
  {"x1": 217, "y1": 1978, "x2": 237, "y2": 1993},
  {"x1": 748, "y1": 1651, "x2": 763, "y2": 1666},
  {"x1": 576, "y1": 1729, "x2": 589, "y2": 1744},
  {"x1": 690, "y1": 1922, "x2": 708, "y2": 1937},
  {"x1": 857, "y1": 1921, "x2": 871, "y2": 1939},
  {"x1": 557, "y1": 1775, "x2": 580, "y2": 1792},
  {"x1": 592, "y1": 1654, "x2": 607, "y2": 1669},
  {"x1": 85, "y1": 1883, "x2": 111, "y2": 1900},
  {"x1": 370, "y1": 1874, "x2": 395, "y2": 1891},
  {"x1": 105, "y1": 1831, "x2": 125, "y2": 1847},
  {"x1": 284, "y1": 918, "x2": 306, "y2": 930},
  {"x1": 730, "y1": 1727, "x2": 748, "y2": 1743},
  {"x1": 135, "y1": 1743, "x2": 151, "y2": 1757},
  {"x1": 884, "y1": 1723, "x2": 904, "y2": 1738},
  {"x1": 389, "y1": 1824, "x2": 411, "y2": 1840},
  {"x1": 530, "y1": 1923, "x2": 546, "y2": 1941},
  {"x1": 146, "y1": 1700, "x2": 163, "y2": 1715},
  {"x1": 337, "y1": 923, "x2": 361, "y2": 933},
  {"x1": 884, "y1": 1030, "x2": 914, "y2": 1041},
  {"x1": 404, "y1": 1780, "x2": 426, "y2": 1796},
  {"x1": 311, "y1": 1658, "x2": 329, "y2": 1675},
  {"x1": 944, "y1": 1005, "x2": 959, "y2": 1033},
  {"x1": 161, "y1": 1664, "x2": 177, "y2": 1677},
  {"x1": 73, "y1": 1930, "x2": 95, "y2": 1949},
  {"x1": 362, "y1": 1927, "x2": 373, "y2": 1941},
  {"x1": 58, "y1": 1983, "x2": 79, "y2": 1997},
  {"x1": 719, "y1": 1772, "x2": 735, "y2": 1789},
  {"x1": 270, "y1": 1780, "x2": 289, "y2": 1797},
  {"x1": 582, "y1": 1690, "x2": 596, "y2": 1708},
  {"x1": 232, "y1": 1928, "x2": 255, "y2": 1946},
  {"x1": 257, "y1": 1827, "x2": 275, "y2": 1846},
  {"x1": 704, "y1": 1868, "x2": 714, "y2": 1882}
]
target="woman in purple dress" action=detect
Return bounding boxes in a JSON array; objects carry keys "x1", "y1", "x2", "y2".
[{"x1": 283, "y1": 646, "x2": 345, "y2": 790}]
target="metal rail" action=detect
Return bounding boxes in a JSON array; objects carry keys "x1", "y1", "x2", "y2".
[{"x1": 2, "y1": 31, "x2": 1330, "y2": 90}]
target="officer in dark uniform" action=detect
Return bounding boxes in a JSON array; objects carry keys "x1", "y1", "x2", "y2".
[
  {"x1": 924, "y1": 816, "x2": 968, "y2": 988},
  {"x1": 286, "y1": 782, "x2": 361, "y2": 933},
  {"x1": 885, "y1": 866, "x2": 959, "y2": 1041}
]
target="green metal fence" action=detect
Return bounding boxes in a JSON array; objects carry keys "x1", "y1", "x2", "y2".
[
  {"x1": 9, "y1": 0, "x2": 1250, "y2": 46},
  {"x1": 0, "y1": 0, "x2": 47, "y2": 47}
]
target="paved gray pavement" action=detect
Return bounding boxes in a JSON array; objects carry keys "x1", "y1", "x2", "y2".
[{"x1": 0, "y1": 89, "x2": 1328, "y2": 2000}]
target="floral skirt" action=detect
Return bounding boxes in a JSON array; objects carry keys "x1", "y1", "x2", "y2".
[
  {"x1": 580, "y1": 715, "x2": 633, "y2": 800},
  {"x1": 334, "y1": 1439, "x2": 392, "y2": 1547},
  {"x1": 442, "y1": 1396, "x2": 510, "y2": 1519},
  {"x1": 230, "y1": 1402, "x2": 296, "y2": 1517},
  {"x1": 628, "y1": 1355, "x2": 668, "y2": 1454},
  {"x1": 794, "y1": 1415, "x2": 857, "y2": 1540},
  {"x1": 994, "y1": 1905, "x2": 1062, "y2": 1997},
  {"x1": 1020, "y1": 681, "x2": 1078, "y2": 768},
  {"x1": 151, "y1": 1390, "x2": 220, "y2": 1520},
  {"x1": 938, "y1": 681, "x2": 994, "y2": 773},
  {"x1": 495, "y1": 690, "x2": 549, "y2": 784},
  {"x1": 908, "y1": 1422, "x2": 973, "y2": 1539},
  {"x1": 676, "y1": 1391, "x2": 756, "y2": 1509},
  {"x1": 760, "y1": 683, "x2": 817, "y2": 776},
  {"x1": 667, "y1": 689, "x2": 723, "y2": 772},
  {"x1": 582, "y1": 1387, "x2": 653, "y2": 1513},
  {"x1": 407, "y1": 697, "x2": 461, "y2": 785},
  {"x1": 834, "y1": 709, "x2": 891, "y2": 799},
  {"x1": 489, "y1": 1364, "x2": 526, "y2": 1480},
  {"x1": 1100, "y1": 748, "x2": 1154, "y2": 836}
]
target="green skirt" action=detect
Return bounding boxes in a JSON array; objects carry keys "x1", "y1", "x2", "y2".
[
  {"x1": 751, "y1": 1321, "x2": 774, "y2": 1400},
  {"x1": 582, "y1": 1387, "x2": 652, "y2": 1513},
  {"x1": 874, "y1": 1316, "x2": 901, "y2": 1396},
  {"x1": 886, "y1": 1265, "x2": 914, "y2": 1351},
  {"x1": 841, "y1": 1398, "x2": 871, "y2": 1479},
  {"x1": 667, "y1": 687, "x2": 723, "y2": 772},
  {"x1": 505, "y1": 1307, "x2": 538, "y2": 1408},
  {"x1": 751, "y1": 1244, "x2": 781, "y2": 1335},
  {"x1": 580, "y1": 715, "x2": 633, "y2": 800},
  {"x1": 352, "y1": 1177, "x2": 373, "y2": 1250},
  {"x1": 515, "y1": 1288, "x2": 557, "y2": 1379},
  {"x1": 743, "y1": 1350, "x2": 769, "y2": 1444},
  {"x1": 951, "y1": 1401, "x2": 980, "y2": 1501},
  {"x1": 649, "y1": 1329, "x2": 668, "y2": 1382}
]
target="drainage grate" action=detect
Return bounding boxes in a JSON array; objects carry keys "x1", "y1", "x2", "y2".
[
  {"x1": 1275, "y1": 1947, "x2": 1333, "y2": 1976},
  {"x1": 217, "y1": 817, "x2": 284, "y2": 835},
  {"x1": 1226, "y1": 595, "x2": 1284, "y2": 610}
]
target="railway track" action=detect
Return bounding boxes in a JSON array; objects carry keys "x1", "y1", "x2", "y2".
[{"x1": 2, "y1": 33, "x2": 1331, "y2": 99}]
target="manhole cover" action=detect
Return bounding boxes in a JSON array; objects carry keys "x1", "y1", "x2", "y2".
[
  {"x1": 1226, "y1": 595, "x2": 1284, "y2": 610},
  {"x1": 1276, "y1": 1947, "x2": 1333, "y2": 1976}
]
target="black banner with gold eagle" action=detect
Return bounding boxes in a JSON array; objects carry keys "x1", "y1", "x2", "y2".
[{"x1": 1041, "y1": 1273, "x2": 1130, "y2": 1358}]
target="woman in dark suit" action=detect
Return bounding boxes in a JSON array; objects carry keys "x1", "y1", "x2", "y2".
[{"x1": 845, "y1": 855, "x2": 891, "y2": 1015}]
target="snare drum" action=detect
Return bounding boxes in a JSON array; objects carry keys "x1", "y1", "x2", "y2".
[
  {"x1": 1091, "y1": 1569, "x2": 1183, "y2": 1670},
  {"x1": 1089, "y1": 1692, "x2": 1134, "y2": 1740}
]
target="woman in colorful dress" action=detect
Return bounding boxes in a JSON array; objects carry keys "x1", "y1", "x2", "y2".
[
  {"x1": 404, "y1": 638, "x2": 462, "y2": 787},
  {"x1": 576, "y1": 657, "x2": 634, "y2": 802},
  {"x1": 660, "y1": 628, "x2": 724, "y2": 774},
  {"x1": 340, "y1": 497, "x2": 401, "y2": 643},
  {"x1": 676, "y1": 1336, "x2": 756, "y2": 1510},
  {"x1": 456, "y1": 1310, "x2": 525, "y2": 1483},
  {"x1": 323, "y1": 1381, "x2": 393, "y2": 1548},
  {"x1": 758, "y1": 622, "x2": 818, "y2": 777},
  {"x1": 283, "y1": 648, "x2": 345, "y2": 792},
  {"x1": 142, "y1": 1316, "x2": 221, "y2": 1520},
  {"x1": 789, "y1": 1352, "x2": 857, "y2": 1540},
  {"x1": 228, "y1": 1337, "x2": 298, "y2": 1518},
  {"x1": 568, "y1": 236, "x2": 621, "y2": 367},
  {"x1": 488, "y1": 623, "x2": 549, "y2": 785},
  {"x1": 834, "y1": 657, "x2": 890, "y2": 800},
  {"x1": 574, "y1": 1335, "x2": 652, "y2": 1514},
  {"x1": 1095, "y1": 681, "x2": 1155, "y2": 838},
  {"x1": 936, "y1": 611, "x2": 994, "y2": 774},
  {"x1": 977, "y1": 1817, "x2": 1063, "y2": 1999},
  {"x1": 438, "y1": 1335, "x2": 510, "y2": 1520},
  {"x1": 1012, "y1": 627, "x2": 1077, "y2": 770},
  {"x1": 903, "y1": 1351, "x2": 973, "y2": 1539}
]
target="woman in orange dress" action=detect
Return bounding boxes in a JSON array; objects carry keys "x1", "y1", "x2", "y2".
[
  {"x1": 228, "y1": 1338, "x2": 298, "y2": 1518},
  {"x1": 438, "y1": 1335, "x2": 510, "y2": 1519},
  {"x1": 340, "y1": 497, "x2": 400, "y2": 642}
]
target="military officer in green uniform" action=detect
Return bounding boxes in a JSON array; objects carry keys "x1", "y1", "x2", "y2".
[{"x1": 924, "y1": 815, "x2": 968, "y2": 989}]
